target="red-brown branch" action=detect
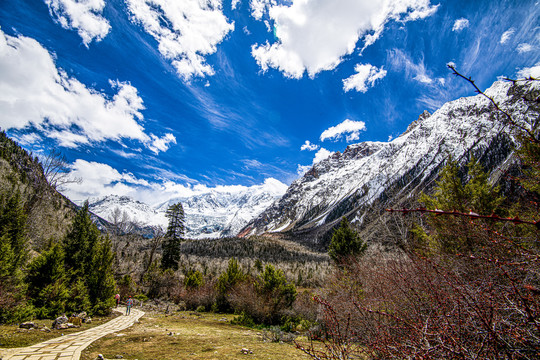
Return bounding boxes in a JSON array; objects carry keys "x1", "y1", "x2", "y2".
[{"x1": 385, "y1": 208, "x2": 540, "y2": 230}]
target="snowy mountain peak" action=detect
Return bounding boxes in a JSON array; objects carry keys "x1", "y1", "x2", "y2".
[
  {"x1": 241, "y1": 80, "x2": 538, "y2": 247},
  {"x1": 88, "y1": 182, "x2": 286, "y2": 239}
]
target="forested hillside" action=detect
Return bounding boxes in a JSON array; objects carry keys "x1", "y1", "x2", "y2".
[{"x1": 0, "y1": 131, "x2": 76, "y2": 250}]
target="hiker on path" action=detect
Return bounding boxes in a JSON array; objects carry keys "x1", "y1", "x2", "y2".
[
  {"x1": 126, "y1": 296, "x2": 133, "y2": 315},
  {"x1": 115, "y1": 293, "x2": 120, "y2": 308}
]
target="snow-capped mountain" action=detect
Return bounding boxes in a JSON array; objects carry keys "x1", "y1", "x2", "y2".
[
  {"x1": 88, "y1": 195, "x2": 167, "y2": 229},
  {"x1": 88, "y1": 179, "x2": 286, "y2": 239},
  {"x1": 240, "y1": 80, "x2": 539, "y2": 247},
  {"x1": 156, "y1": 179, "x2": 287, "y2": 239}
]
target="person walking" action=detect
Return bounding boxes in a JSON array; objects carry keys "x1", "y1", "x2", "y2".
[
  {"x1": 115, "y1": 293, "x2": 120, "y2": 308},
  {"x1": 126, "y1": 296, "x2": 133, "y2": 316}
]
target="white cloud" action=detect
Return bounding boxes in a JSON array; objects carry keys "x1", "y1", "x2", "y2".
[
  {"x1": 313, "y1": 147, "x2": 332, "y2": 163},
  {"x1": 343, "y1": 64, "x2": 387, "y2": 93},
  {"x1": 517, "y1": 62, "x2": 540, "y2": 79},
  {"x1": 62, "y1": 159, "x2": 287, "y2": 205},
  {"x1": 388, "y1": 49, "x2": 433, "y2": 84},
  {"x1": 500, "y1": 28, "x2": 515, "y2": 44},
  {"x1": 232, "y1": 0, "x2": 241, "y2": 10},
  {"x1": 0, "y1": 30, "x2": 172, "y2": 152},
  {"x1": 452, "y1": 18, "x2": 469, "y2": 32},
  {"x1": 125, "y1": 0, "x2": 234, "y2": 80},
  {"x1": 250, "y1": 0, "x2": 274, "y2": 20},
  {"x1": 296, "y1": 146, "x2": 333, "y2": 176},
  {"x1": 320, "y1": 119, "x2": 366, "y2": 142},
  {"x1": 148, "y1": 133, "x2": 177, "y2": 154},
  {"x1": 45, "y1": 0, "x2": 111, "y2": 46},
  {"x1": 300, "y1": 140, "x2": 319, "y2": 151},
  {"x1": 517, "y1": 43, "x2": 534, "y2": 53},
  {"x1": 251, "y1": 0, "x2": 438, "y2": 78}
]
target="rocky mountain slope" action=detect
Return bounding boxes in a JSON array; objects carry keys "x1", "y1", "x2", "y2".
[
  {"x1": 0, "y1": 131, "x2": 78, "y2": 249},
  {"x1": 240, "y1": 80, "x2": 539, "y2": 250},
  {"x1": 88, "y1": 180, "x2": 286, "y2": 239}
]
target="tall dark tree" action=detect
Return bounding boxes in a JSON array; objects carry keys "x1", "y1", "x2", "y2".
[
  {"x1": 328, "y1": 217, "x2": 367, "y2": 265},
  {"x1": 26, "y1": 242, "x2": 69, "y2": 318},
  {"x1": 63, "y1": 201, "x2": 101, "y2": 278},
  {"x1": 62, "y1": 203, "x2": 116, "y2": 315},
  {"x1": 0, "y1": 191, "x2": 31, "y2": 322},
  {"x1": 161, "y1": 202, "x2": 185, "y2": 271}
]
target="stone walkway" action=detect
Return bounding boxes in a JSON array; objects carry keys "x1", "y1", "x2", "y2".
[{"x1": 2, "y1": 308, "x2": 144, "y2": 360}]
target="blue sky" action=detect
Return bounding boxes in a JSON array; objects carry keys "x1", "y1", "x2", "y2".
[{"x1": 0, "y1": 0, "x2": 538, "y2": 206}]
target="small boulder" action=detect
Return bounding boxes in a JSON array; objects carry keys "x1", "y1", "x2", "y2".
[
  {"x1": 96, "y1": 354, "x2": 105, "y2": 360},
  {"x1": 240, "y1": 348, "x2": 253, "y2": 355},
  {"x1": 19, "y1": 322, "x2": 37, "y2": 329},
  {"x1": 52, "y1": 314, "x2": 69, "y2": 329}
]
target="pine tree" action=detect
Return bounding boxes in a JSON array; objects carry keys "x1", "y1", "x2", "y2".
[
  {"x1": 63, "y1": 201, "x2": 101, "y2": 279},
  {"x1": 161, "y1": 202, "x2": 185, "y2": 271},
  {"x1": 26, "y1": 242, "x2": 69, "y2": 318},
  {"x1": 328, "y1": 217, "x2": 367, "y2": 265},
  {"x1": 417, "y1": 157, "x2": 504, "y2": 254},
  {"x1": 0, "y1": 191, "x2": 31, "y2": 323},
  {"x1": 255, "y1": 264, "x2": 297, "y2": 324},
  {"x1": 216, "y1": 258, "x2": 245, "y2": 311},
  {"x1": 61, "y1": 203, "x2": 116, "y2": 315},
  {"x1": 86, "y1": 235, "x2": 116, "y2": 314}
]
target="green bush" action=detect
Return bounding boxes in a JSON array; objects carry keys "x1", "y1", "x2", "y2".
[{"x1": 328, "y1": 217, "x2": 367, "y2": 265}]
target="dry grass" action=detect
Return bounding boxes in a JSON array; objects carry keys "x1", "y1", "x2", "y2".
[{"x1": 81, "y1": 311, "x2": 310, "y2": 360}]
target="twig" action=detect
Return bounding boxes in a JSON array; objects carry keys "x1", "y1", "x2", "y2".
[{"x1": 385, "y1": 208, "x2": 540, "y2": 230}]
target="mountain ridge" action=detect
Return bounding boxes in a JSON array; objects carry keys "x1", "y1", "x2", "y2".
[{"x1": 240, "y1": 80, "x2": 539, "y2": 250}]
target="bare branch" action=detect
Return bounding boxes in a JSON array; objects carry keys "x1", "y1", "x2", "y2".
[
  {"x1": 385, "y1": 207, "x2": 540, "y2": 229},
  {"x1": 447, "y1": 64, "x2": 539, "y2": 143}
]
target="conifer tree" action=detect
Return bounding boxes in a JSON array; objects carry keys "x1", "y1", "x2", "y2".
[
  {"x1": 216, "y1": 258, "x2": 245, "y2": 311},
  {"x1": 86, "y1": 235, "x2": 116, "y2": 314},
  {"x1": 63, "y1": 201, "x2": 100, "y2": 279},
  {"x1": 26, "y1": 242, "x2": 69, "y2": 318},
  {"x1": 328, "y1": 217, "x2": 367, "y2": 265},
  {"x1": 161, "y1": 202, "x2": 185, "y2": 271},
  {"x1": 61, "y1": 203, "x2": 116, "y2": 315},
  {"x1": 0, "y1": 191, "x2": 31, "y2": 322},
  {"x1": 255, "y1": 264, "x2": 297, "y2": 324},
  {"x1": 418, "y1": 157, "x2": 504, "y2": 253}
]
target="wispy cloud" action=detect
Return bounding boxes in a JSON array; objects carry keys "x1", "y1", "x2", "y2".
[
  {"x1": 343, "y1": 64, "x2": 387, "y2": 93},
  {"x1": 251, "y1": 0, "x2": 438, "y2": 78},
  {"x1": 388, "y1": 49, "x2": 434, "y2": 84},
  {"x1": 517, "y1": 43, "x2": 534, "y2": 53},
  {"x1": 0, "y1": 30, "x2": 174, "y2": 152},
  {"x1": 320, "y1": 119, "x2": 366, "y2": 142},
  {"x1": 45, "y1": 0, "x2": 110, "y2": 46},
  {"x1": 125, "y1": 0, "x2": 234, "y2": 80},
  {"x1": 500, "y1": 28, "x2": 515, "y2": 44}
]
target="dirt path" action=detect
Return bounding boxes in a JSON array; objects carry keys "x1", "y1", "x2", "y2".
[{"x1": 1, "y1": 308, "x2": 144, "y2": 360}]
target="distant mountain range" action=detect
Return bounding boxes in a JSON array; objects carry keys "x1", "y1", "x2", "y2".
[
  {"x1": 87, "y1": 180, "x2": 286, "y2": 239},
  {"x1": 89, "y1": 80, "x2": 539, "y2": 246},
  {"x1": 240, "y1": 80, "x2": 539, "y2": 249}
]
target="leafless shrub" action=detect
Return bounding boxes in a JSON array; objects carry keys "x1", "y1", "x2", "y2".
[{"x1": 173, "y1": 279, "x2": 217, "y2": 311}]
